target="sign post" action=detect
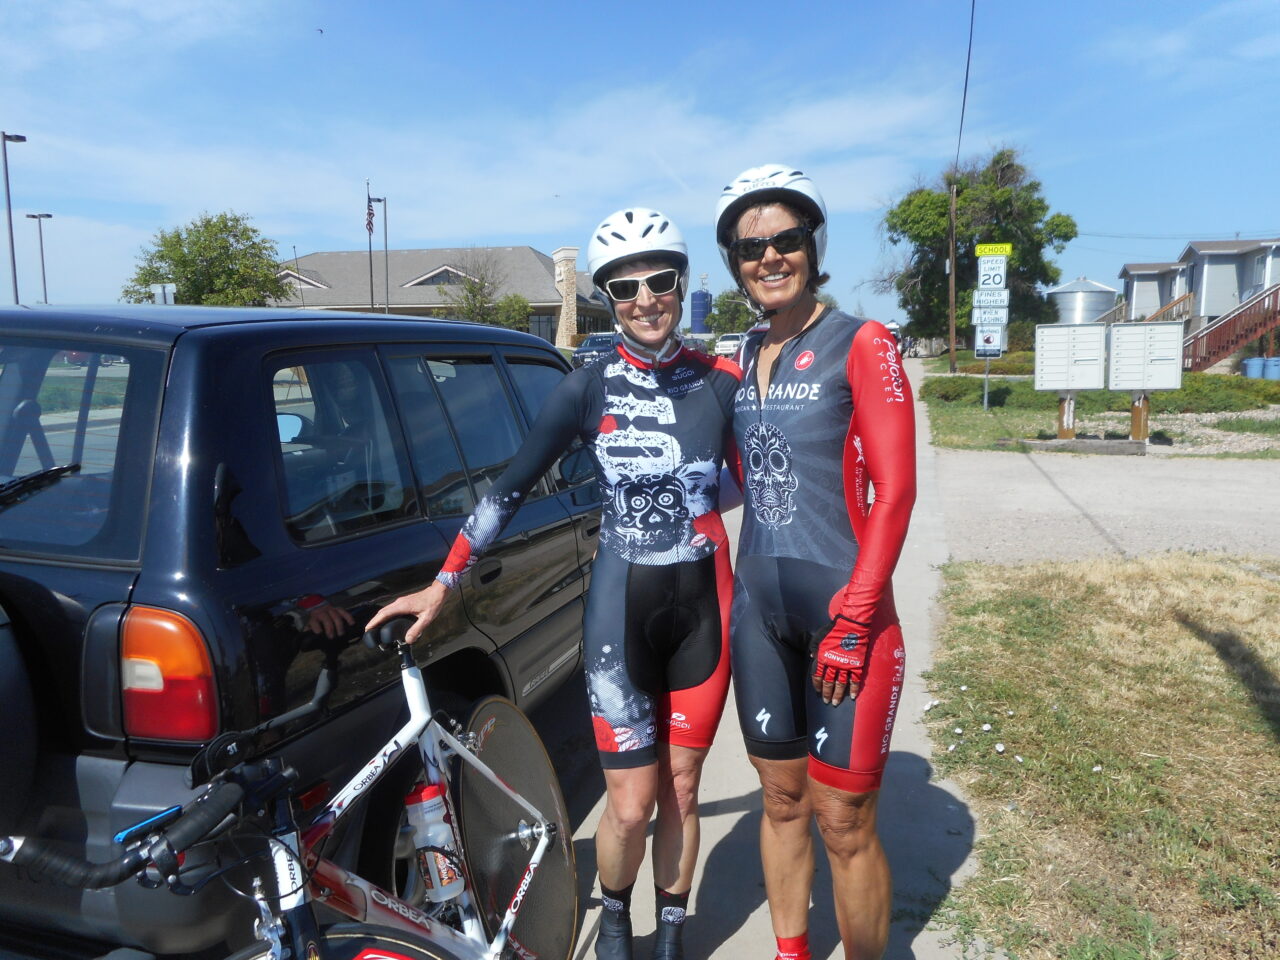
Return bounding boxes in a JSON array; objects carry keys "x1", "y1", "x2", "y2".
[{"x1": 973, "y1": 243, "x2": 1012, "y2": 409}]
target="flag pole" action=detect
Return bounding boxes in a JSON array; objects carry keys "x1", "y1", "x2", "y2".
[{"x1": 366, "y1": 180, "x2": 375, "y2": 312}]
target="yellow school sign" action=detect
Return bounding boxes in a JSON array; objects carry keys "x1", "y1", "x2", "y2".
[{"x1": 975, "y1": 242, "x2": 1013, "y2": 257}]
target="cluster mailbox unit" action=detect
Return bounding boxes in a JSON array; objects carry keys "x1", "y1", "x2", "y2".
[{"x1": 1034, "y1": 320, "x2": 1184, "y2": 440}]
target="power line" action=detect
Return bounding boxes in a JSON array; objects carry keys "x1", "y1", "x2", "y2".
[
  {"x1": 1079, "y1": 230, "x2": 1280, "y2": 241},
  {"x1": 953, "y1": 0, "x2": 977, "y2": 172}
]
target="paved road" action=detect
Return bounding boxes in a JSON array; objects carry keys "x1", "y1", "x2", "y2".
[{"x1": 536, "y1": 355, "x2": 1280, "y2": 959}]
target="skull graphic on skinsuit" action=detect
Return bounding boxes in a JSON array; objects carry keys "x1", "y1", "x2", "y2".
[
  {"x1": 613, "y1": 474, "x2": 689, "y2": 550},
  {"x1": 743, "y1": 421, "x2": 798, "y2": 527}
]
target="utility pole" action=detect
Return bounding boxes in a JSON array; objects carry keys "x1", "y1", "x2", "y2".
[{"x1": 948, "y1": 182, "x2": 958, "y2": 373}]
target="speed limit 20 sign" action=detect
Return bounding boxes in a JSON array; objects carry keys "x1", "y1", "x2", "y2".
[{"x1": 978, "y1": 255, "x2": 1007, "y2": 290}]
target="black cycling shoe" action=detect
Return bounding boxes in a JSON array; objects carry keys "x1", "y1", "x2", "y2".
[
  {"x1": 650, "y1": 920, "x2": 684, "y2": 960},
  {"x1": 596, "y1": 909, "x2": 634, "y2": 960}
]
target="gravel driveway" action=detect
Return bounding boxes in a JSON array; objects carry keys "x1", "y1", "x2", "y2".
[{"x1": 935, "y1": 447, "x2": 1280, "y2": 563}]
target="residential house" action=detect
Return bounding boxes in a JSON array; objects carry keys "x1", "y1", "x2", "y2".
[
  {"x1": 1120, "y1": 237, "x2": 1280, "y2": 371},
  {"x1": 1119, "y1": 237, "x2": 1280, "y2": 331}
]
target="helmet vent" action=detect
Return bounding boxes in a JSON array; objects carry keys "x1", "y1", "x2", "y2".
[
  {"x1": 624, "y1": 210, "x2": 635, "y2": 223},
  {"x1": 610, "y1": 231, "x2": 627, "y2": 242},
  {"x1": 641, "y1": 224, "x2": 654, "y2": 238}
]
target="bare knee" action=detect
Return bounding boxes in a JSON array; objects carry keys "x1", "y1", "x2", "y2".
[
  {"x1": 658, "y1": 749, "x2": 706, "y2": 821},
  {"x1": 813, "y1": 788, "x2": 880, "y2": 859},
  {"x1": 751, "y1": 756, "x2": 811, "y2": 825}
]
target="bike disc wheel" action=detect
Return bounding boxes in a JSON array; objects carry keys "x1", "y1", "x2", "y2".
[
  {"x1": 457, "y1": 696, "x2": 578, "y2": 960},
  {"x1": 223, "y1": 923, "x2": 465, "y2": 960}
]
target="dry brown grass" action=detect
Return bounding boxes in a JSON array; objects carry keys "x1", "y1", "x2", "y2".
[{"x1": 926, "y1": 553, "x2": 1280, "y2": 959}]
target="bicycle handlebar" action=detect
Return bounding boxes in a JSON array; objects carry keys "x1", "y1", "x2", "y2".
[{"x1": 0, "y1": 779, "x2": 245, "y2": 889}]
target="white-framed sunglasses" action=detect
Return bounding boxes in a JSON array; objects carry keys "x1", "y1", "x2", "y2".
[{"x1": 604, "y1": 268, "x2": 680, "y2": 302}]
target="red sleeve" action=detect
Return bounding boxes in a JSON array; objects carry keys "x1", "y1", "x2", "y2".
[{"x1": 837, "y1": 321, "x2": 916, "y2": 625}]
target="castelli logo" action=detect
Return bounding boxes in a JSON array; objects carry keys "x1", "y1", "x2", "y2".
[{"x1": 795, "y1": 350, "x2": 815, "y2": 371}]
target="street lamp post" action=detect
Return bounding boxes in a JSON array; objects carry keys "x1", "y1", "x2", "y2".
[
  {"x1": 370, "y1": 196, "x2": 387, "y2": 313},
  {"x1": 25, "y1": 213, "x2": 51, "y2": 304},
  {"x1": 2, "y1": 132, "x2": 28, "y2": 305}
]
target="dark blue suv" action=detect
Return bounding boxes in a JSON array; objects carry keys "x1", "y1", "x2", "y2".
[{"x1": 0, "y1": 306, "x2": 600, "y2": 957}]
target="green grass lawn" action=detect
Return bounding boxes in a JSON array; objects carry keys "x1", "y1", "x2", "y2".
[
  {"x1": 927, "y1": 554, "x2": 1280, "y2": 959},
  {"x1": 919, "y1": 373, "x2": 1280, "y2": 453}
]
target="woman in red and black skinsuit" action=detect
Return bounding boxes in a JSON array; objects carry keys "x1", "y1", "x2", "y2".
[{"x1": 714, "y1": 165, "x2": 917, "y2": 960}]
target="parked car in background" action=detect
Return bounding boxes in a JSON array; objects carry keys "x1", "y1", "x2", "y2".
[
  {"x1": 0, "y1": 305, "x2": 600, "y2": 958},
  {"x1": 714, "y1": 331, "x2": 747, "y2": 357},
  {"x1": 572, "y1": 332, "x2": 616, "y2": 367}
]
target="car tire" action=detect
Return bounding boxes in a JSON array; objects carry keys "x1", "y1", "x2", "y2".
[{"x1": 0, "y1": 603, "x2": 36, "y2": 833}]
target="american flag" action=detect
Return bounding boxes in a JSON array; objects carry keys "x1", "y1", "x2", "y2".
[{"x1": 366, "y1": 199, "x2": 375, "y2": 235}]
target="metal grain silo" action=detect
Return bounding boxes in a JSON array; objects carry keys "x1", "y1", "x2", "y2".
[{"x1": 1046, "y1": 277, "x2": 1118, "y2": 324}]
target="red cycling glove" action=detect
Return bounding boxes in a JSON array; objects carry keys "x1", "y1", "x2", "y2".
[{"x1": 810, "y1": 614, "x2": 871, "y2": 688}]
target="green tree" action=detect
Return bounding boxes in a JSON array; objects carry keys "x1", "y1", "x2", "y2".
[
  {"x1": 876, "y1": 148, "x2": 1077, "y2": 339},
  {"x1": 705, "y1": 289, "x2": 755, "y2": 336},
  {"x1": 436, "y1": 248, "x2": 519, "y2": 328},
  {"x1": 492, "y1": 293, "x2": 531, "y2": 332},
  {"x1": 121, "y1": 211, "x2": 289, "y2": 306}
]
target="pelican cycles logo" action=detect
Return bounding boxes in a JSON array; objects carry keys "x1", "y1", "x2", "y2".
[
  {"x1": 875, "y1": 336, "x2": 907, "y2": 403},
  {"x1": 794, "y1": 350, "x2": 815, "y2": 371}
]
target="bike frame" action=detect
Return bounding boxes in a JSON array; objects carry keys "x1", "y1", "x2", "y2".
[{"x1": 254, "y1": 648, "x2": 557, "y2": 960}]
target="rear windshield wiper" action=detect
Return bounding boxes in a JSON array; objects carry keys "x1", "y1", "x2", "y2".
[{"x1": 0, "y1": 463, "x2": 81, "y2": 508}]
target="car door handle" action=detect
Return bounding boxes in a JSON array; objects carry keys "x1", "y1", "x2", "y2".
[
  {"x1": 474, "y1": 559, "x2": 502, "y2": 585},
  {"x1": 583, "y1": 521, "x2": 600, "y2": 539}
]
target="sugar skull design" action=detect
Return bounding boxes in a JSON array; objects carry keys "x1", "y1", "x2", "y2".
[
  {"x1": 743, "y1": 421, "x2": 798, "y2": 527},
  {"x1": 612, "y1": 474, "x2": 689, "y2": 551}
]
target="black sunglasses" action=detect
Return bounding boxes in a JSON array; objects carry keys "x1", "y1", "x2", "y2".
[
  {"x1": 604, "y1": 268, "x2": 680, "y2": 302},
  {"x1": 731, "y1": 226, "x2": 810, "y2": 262}
]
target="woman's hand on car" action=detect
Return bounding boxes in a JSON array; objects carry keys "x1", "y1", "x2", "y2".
[{"x1": 364, "y1": 580, "x2": 449, "y2": 644}]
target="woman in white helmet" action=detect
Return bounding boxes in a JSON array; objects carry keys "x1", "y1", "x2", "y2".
[
  {"x1": 369, "y1": 208, "x2": 742, "y2": 960},
  {"x1": 713, "y1": 166, "x2": 917, "y2": 960}
]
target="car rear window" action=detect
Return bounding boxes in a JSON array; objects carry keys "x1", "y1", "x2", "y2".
[{"x1": 0, "y1": 339, "x2": 165, "y2": 562}]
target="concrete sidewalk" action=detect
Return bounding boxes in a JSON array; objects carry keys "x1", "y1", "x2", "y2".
[{"x1": 570, "y1": 356, "x2": 974, "y2": 960}]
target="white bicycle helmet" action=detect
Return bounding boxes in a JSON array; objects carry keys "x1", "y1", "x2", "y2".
[
  {"x1": 714, "y1": 164, "x2": 828, "y2": 276},
  {"x1": 587, "y1": 208, "x2": 689, "y2": 310}
]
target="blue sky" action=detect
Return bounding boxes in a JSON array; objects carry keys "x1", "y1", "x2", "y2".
[{"x1": 2, "y1": 0, "x2": 1278, "y2": 323}]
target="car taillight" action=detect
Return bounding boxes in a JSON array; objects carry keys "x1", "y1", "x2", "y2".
[{"x1": 121, "y1": 607, "x2": 218, "y2": 741}]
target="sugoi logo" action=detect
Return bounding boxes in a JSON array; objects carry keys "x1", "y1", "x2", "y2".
[
  {"x1": 689, "y1": 533, "x2": 708, "y2": 547},
  {"x1": 795, "y1": 350, "x2": 815, "y2": 371},
  {"x1": 669, "y1": 711, "x2": 691, "y2": 731},
  {"x1": 756, "y1": 707, "x2": 771, "y2": 735}
]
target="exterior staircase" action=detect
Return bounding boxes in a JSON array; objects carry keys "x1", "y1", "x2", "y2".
[{"x1": 1182, "y1": 283, "x2": 1280, "y2": 371}]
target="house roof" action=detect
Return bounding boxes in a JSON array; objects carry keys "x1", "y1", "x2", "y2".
[
  {"x1": 1118, "y1": 261, "x2": 1185, "y2": 279},
  {"x1": 274, "y1": 246, "x2": 604, "y2": 312},
  {"x1": 1178, "y1": 238, "x2": 1280, "y2": 260}
]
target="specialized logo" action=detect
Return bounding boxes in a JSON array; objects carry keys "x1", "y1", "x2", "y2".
[
  {"x1": 814, "y1": 727, "x2": 829, "y2": 754},
  {"x1": 756, "y1": 706, "x2": 771, "y2": 735},
  {"x1": 795, "y1": 350, "x2": 815, "y2": 371},
  {"x1": 743, "y1": 421, "x2": 797, "y2": 527}
]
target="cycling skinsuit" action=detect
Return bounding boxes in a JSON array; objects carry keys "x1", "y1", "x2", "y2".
[
  {"x1": 730, "y1": 309, "x2": 916, "y2": 792},
  {"x1": 438, "y1": 338, "x2": 742, "y2": 768}
]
